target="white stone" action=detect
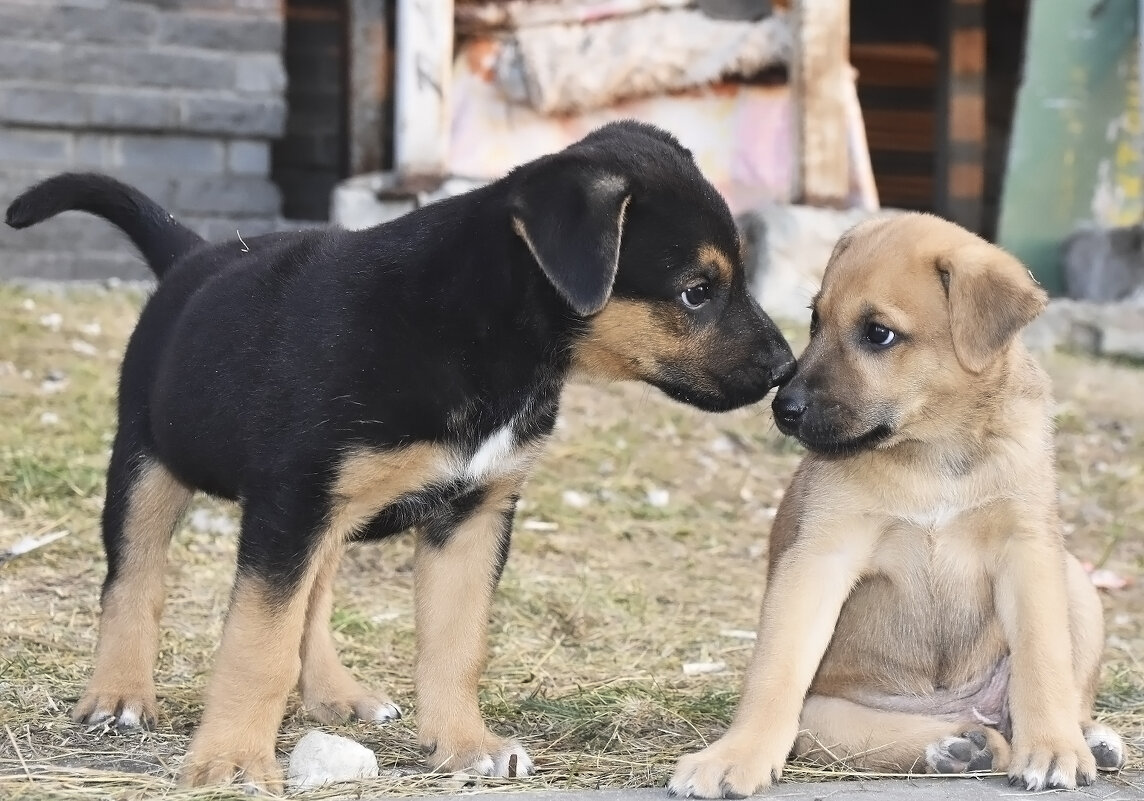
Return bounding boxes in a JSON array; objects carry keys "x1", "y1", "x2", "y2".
[
  {"x1": 561, "y1": 489, "x2": 589, "y2": 508},
  {"x1": 740, "y1": 203, "x2": 901, "y2": 326},
  {"x1": 287, "y1": 730, "x2": 379, "y2": 790}
]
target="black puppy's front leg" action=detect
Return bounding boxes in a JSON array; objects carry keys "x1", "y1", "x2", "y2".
[
  {"x1": 414, "y1": 478, "x2": 532, "y2": 777},
  {"x1": 182, "y1": 491, "x2": 344, "y2": 791}
]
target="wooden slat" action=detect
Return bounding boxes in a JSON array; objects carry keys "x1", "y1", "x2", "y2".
[
  {"x1": 793, "y1": 0, "x2": 851, "y2": 205},
  {"x1": 875, "y1": 174, "x2": 934, "y2": 205},
  {"x1": 394, "y1": 0, "x2": 453, "y2": 176},
  {"x1": 850, "y1": 43, "x2": 939, "y2": 88},
  {"x1": 863, "y1": 110, "x2": 935, "y2": 153},
  {"x1": 348, "y1": 0, "x2": 390, "y2": 175},
  {"x1": 939, "y1": 0, "x2": 985, "y2": 230}
]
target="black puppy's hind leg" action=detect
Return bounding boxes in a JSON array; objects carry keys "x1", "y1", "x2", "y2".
[{"x1": 74, "y1": 434, "x2": 191, "y2": 729}]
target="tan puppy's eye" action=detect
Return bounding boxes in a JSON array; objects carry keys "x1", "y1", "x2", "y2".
[
  {"x1": 809, "y1": 308, "x2": 820, "y2": 337},
  {"x1": 864, "y1": 322, "x2": 897, "y2": 349}
]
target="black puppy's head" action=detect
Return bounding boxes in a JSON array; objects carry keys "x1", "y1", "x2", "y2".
[{"x1": 509, "y1": 121, "x2": 794, "y2": 412}]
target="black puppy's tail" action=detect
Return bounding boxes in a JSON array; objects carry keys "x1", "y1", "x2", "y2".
[{"x1": 5, "y1": 172, "x2": 203, "y2": 279}]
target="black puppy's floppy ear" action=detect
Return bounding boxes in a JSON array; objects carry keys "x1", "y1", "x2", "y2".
[
  {"x1": 938, "y1": 243, "x2": 1048, "y2": 373},
  {"x1": 510, "y1": 157, "x2": 631, "y2": 316}
]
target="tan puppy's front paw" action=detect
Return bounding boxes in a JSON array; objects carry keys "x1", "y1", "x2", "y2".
[
  {"x1": 669, "y1": 736, "x2": 784, "y2": 799},
  {"x1": 1008, "y1": 731, "x2": 1097, "y2": 790}
]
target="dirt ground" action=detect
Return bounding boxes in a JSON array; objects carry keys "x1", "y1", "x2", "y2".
[{"x1": 0, "y1": 282, "x2": 1142, "y2": 801}]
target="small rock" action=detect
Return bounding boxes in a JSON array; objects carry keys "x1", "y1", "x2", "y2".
[
  {"x1": 40, "y1": 369, "x2": 68, "y2": 394},
  {"x1": 70, "y1": 339, "x2": 98, "y2": 356},
  {"x1": 646, "y1": 488, "x2": 670, "y2": 508},
  {"x1": 188, "y1": 508, "x2": 238, "y2": 536},
  {"x1": 79, "y1": 321, "x2": 102, "y2": 337},
  {"x1": 683, "y1": 661, "x2": 727, "y2": 676},
  {"x1": 39, "y1": 312, "x2": 62, "y2": 332},
  {"x1": 20, "y1": 298, "x2": 35, "y2": 311},
  {"x1": 561, "y1": 490, "x2": 589, "y2": 509},
  {"x1": 39, "y1": 411, "x2": 60, "y2": 426},
  {"x1": 522, "y1": 519, "x2": 559, "y2": 531},
  {"x1": 287, "y1": 730, "x2": 379, "y2": 789}
]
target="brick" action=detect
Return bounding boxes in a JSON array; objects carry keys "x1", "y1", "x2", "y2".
[
  {"x1": 0, "y1": 129, "x2": 71, "y2": 165},
  {"x1": 0, "y1": 210, "x2": 137, "y2": 254},
  {"x1": 188, "y1": 215, "x2": 280, "y2": 241},
  {"x1": 135, "y1": 0, "x2": 279, "y2": 16},
  {"x1": 59, "y1": 45, "x2": 236, "y2": 91},
  {"x1": 0, "y1": 85, "x2": 88, "y2": 127},
  {"x1": 173, "y1": 175, "x2": 281, "y2": 216},
  {"x1": 179, "y1": 94, "x2": 285, "y2": 137},
  {"x1": 0, "y1": 41, "x2": 64, "y2": 84},
  {"x1": 236, "y1": 53, "x2": 286, "y2": 94},
  {"x1": 87, "y1": 89, "x2": 182, "y2": 130},
  {"x1": 43, "y1": 3, "x2": 159, "y2": 45},
  {"x1": 157, "y1": 13, "x2": 282, "y2": 51},
  {"x1": 74, "y1": 135, "x2": 113, "y2": 169},
  {"x1": 0, "y1": 5, "x2": 47, "y2": 41},
  {"x1": 115, "y1": 134, "x2": 225, "y2": 174},
  {"x1": 0, "y1": 250, "x2": 154, "y2": 281},
  {"x1": 227, "y1": 139, "x2": 270, "y2": 175}
]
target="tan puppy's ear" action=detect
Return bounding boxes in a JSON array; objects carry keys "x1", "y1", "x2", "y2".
[{"x1": 938, "y1": 244, "x2": 1048, "y2": 373}]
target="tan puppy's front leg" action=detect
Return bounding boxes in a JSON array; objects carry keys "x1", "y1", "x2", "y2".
[
  {"x1": 996, "y1": 531, "x2": 1097, "y2": 790},
  {"x1": 669, "y1": 514, "x2": 877, "y2": 799}
]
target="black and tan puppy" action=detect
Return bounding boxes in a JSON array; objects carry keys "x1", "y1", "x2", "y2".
[
  {"x1": 669, "y1": 213, "x2": 1124, "y2": 798},
  {"x1": 7, "y1": 121, "x2": 794, "y2": 790}
]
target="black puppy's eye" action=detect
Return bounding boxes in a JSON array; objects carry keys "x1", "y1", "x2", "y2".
[
  {"x1": 680, "y1": 281, "x2": 712, "y2": 310},
  {"x1": 864, "y1": 322, "x2": 897, "y2": 348}
]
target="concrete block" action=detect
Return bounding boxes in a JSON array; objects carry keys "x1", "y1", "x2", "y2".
[
  {"x1": 0, "y1": 129, "x2": 71, "y2": 165},
  {"x1": 0, "y1": 85, "x2": 88, "y2": 127},
  {"x1": 236, "y1": 53, "x2": 286, "y2": 94},
  {"x1": 0, "y1": 250, "x2": 153, "y2": 281},
  {"x1": 87, "y1": 89, "x2": 182, "y2": 130},
  {"x1": 115, "y1": 134, "x2": 225, "y2": 174},
  {"x1": 1062, "y1": 224, "x2": 1144, "y2": 302},
  {"x1": 173, "y1": 175, "x2": 281, "y2": 216},
  {"x1": 73, "y1": 135, "x2": 114, "y2": 170},
  {"x1": 179, "y1": 95, "x2": 286, "y2": 137},
  {"x1": 157, "y1": 14, "x2": 282, "y2": 51},
  {"x1": 227, "y1": 140, "x2": 270, "y2": 175},
  {"x1": 59, "y1": 45, "x2": 235, "y2": 91}
]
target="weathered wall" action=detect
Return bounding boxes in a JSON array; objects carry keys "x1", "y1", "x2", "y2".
[{"x1": 0, "y1": 0, "x2": 287, "y2": 279}]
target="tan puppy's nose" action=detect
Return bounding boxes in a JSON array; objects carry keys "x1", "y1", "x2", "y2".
[{"x1": 772, "y1": 383, "x2": 807, "y2": 432}]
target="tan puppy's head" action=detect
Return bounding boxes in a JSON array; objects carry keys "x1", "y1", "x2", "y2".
[{"x1": 771, "y1": 213, "x2": 1048, "y2": 456}]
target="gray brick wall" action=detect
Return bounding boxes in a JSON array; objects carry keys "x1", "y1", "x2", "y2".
[{"x1": 0, "y1": 0, "x2": 288, "y2": 279}]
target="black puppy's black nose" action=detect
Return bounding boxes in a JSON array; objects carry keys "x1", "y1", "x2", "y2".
[
  {"x1": 769, "y1": 360, "x2": 797, "y2": 387},
  {"x1": 772, "y1": 385, "x2": 806, "y2": 430}
]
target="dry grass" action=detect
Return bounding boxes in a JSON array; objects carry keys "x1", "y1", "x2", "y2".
[{"x1": 1, "y1": 282, "x2": 1142, "y2": 801}]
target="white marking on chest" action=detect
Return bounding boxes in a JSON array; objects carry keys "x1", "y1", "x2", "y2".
[
  {"x1": 901, "y1": 502, "x2": 963, "y2": 531},
  {"x1": 465, "y1": 423, "x2": 519, "y2": 482}
]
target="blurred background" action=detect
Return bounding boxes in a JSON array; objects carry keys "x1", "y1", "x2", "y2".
[{"x1": 0, "y1": 0, "x2": 1141, "y2": 329}]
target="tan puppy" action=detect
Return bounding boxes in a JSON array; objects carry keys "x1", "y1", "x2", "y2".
[{"x1": 669, "y1": 213, "x2": 1125, "y2": 798}]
